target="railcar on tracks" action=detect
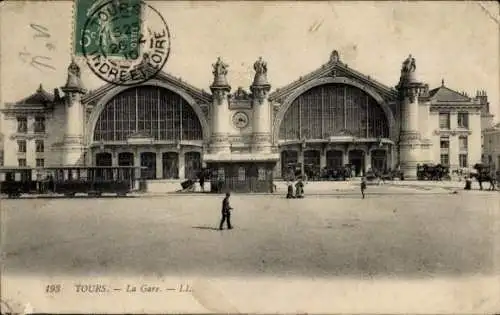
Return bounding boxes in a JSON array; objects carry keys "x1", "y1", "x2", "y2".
[{"x1": 0, "y1": 166, "x2": 146, "y2": 198}]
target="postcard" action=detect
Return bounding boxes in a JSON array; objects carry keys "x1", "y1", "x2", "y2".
[{"x1": 1, "y1": 0, "x2": 499, "y2": 313}]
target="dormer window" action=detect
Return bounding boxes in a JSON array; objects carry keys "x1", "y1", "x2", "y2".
[
  {"x1": 34, "y1": 116, "x2": 46, "y2": 133},
  {"x1": 17, "y1": 116, "x2": 27, "y2": 133}
]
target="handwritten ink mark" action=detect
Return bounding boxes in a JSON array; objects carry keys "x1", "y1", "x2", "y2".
[
  {"x1": 30, "y1": 23, "x2": 50, "y2": 39},
  {"x1": 308, "y1": 20, "x2": 324, "y2": 33},
  {"x1": 476, "y1": 2, "x2": 499, "y2": 25},
  {"x1": 19, "y1": 47, "x2": 56, "y2": 72},
  {"x1": 45, "y1": 42, "x2": 56, "y2": 51}
]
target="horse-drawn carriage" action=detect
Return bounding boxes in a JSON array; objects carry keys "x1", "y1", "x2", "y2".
[
  {"x1": 417, "y1": 164, "x2": 450, "y2": 181},
  {"x1": 319, "y1": 166, "x2": 351, "y2": 181},
  {"x1": 470, "y1": 163, "x2": 497, "y2": 190}
]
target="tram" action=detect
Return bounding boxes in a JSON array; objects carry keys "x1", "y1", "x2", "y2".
[{"x1": 0, "y1": 166, "x2": 146, "y2": 198}]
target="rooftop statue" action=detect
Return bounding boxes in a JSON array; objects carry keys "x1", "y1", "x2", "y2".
[
  {"x1": 253, "y1": 56, "x2": 267, "y2": 75},
  {"x1": 401, "y1": 54, "x2": 416, "y2": 75},
  {"x1": 212, "y1": 57, "x2": 228, "y2": 77},
  {"x1": 68, "y1": 58, "x2": 81, "y2": 78},
  {"x1": 252, "y1": 56, "x2": 270, "y2": 86}
]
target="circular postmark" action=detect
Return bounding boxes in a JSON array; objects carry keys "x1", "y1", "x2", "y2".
[{"x1": 82, "y1": 0, "x2": 171, "y2": 86}]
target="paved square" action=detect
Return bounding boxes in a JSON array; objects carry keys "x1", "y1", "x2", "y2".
[{"x1": 1, "y1": 186, "x2": 498, "y2": 278}]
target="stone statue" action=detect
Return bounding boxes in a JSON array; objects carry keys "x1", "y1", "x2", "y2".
[
  {"x1": 212, "y1": 57, "x2": 228, "y2": 77},
  {"x1": 252, "y1": 56, "x2": 270, "y2": 86},
  {"x1": 401, "y1": 54, "x2": 416, "y2": 75},
  {"x1": 253, "y1": 56, "x2": 267, "y2": 75},
  {"x1": 68, "y1": 58, "x2": 81, "y2": 78}
]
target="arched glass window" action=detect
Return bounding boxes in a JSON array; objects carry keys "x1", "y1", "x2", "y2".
[
  {"x1": 279, "y1": 84, "x2": 389, "y2": 140},
  {"x1": 94, "y1": 86, "x2": 203, "y2": 142}
]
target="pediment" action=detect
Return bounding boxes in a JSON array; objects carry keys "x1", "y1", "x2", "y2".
[
  {"x1": 428, "y1": 86, "x2": 472, "y2": 103},
  {"x1": 269, "y1": 55, "x2": 397, "y2": 104},
  {"x1": 82, "y1": 71, "x2": 212, "y2": 105}
]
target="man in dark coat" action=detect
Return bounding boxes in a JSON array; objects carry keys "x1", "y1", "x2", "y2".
[
  {"x1": 361, "y1": 177, "x2": 367, "y2": 199},
  {"x1": 219, "y1": 192, "x2": 233, "y2": 230}
]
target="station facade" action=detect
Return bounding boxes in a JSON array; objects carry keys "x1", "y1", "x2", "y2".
[{"x1": 0, "y1": 50, "x2": 493, "y2": 180}]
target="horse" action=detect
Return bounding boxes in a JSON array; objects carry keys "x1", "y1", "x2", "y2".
[{"x1": 470, "y1": 173, "x2": 496, "y2": 191}]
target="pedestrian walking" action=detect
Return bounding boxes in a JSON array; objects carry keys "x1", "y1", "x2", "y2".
[
  {"x1": 361, "y1": 177, "x2": 367, "y2": 199},
  {"x1": 198, "y1": 169, "x2": 205, "y2": 192},
  {"x1": 219, "y1": 192, "x2": 233, "y2": 230}
]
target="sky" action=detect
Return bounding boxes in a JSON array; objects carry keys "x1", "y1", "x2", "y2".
[{"x1": 1, "y1": 1, "x2": 499, "y2": 120}]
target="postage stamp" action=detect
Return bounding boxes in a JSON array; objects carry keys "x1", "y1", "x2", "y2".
[
  {"x1": 0, "y1": 1, "x2": 499, "y2": 314},
  {"x1": 80, "y1": 0, "x2": 170, "y2": 85}
]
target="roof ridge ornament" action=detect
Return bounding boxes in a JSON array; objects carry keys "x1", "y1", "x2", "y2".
[
  {"x1": 330, "y1": 50, "x2": 340, "y2": 63},
  {"x1": 441, "y1": 78, "x2": 445, "y2": 87}
]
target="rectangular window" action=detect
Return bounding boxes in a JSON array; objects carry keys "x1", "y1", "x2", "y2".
[
  {"x1": 459, "y1": 136, "x2": 468, "y2": 152},
  {"x1": 457, "y1": 112, "x2": 469, "y2": 128},
  {"x1": 18, "y1": 158, "x2": 26, "y2": 167},
  {"x1": 17, "y1": 116, "x2": 27, "y2": 133},
  {"x1": 17, "y1": 140, "x2": 26, "y2": 153},
  {"x1": 459, "y1": 154, "x2": 468, "y2": 168},
  {"x1": 217, "y1": 167, "x2": 225, "y2": 180},
  {"x1": 439, "y1": 113, "x2": 450, "y2": 129},
  {"x1": 258, "y1": 167, "x2": 266, "y2": 180},
  {"x1": 36, "y1": 158, "x2": 45, "y2": 167},
  {"x1": 440, "y1": 137, "x2": 450, "y2": 149},
  {"x1": 34, "y1": 116, "x2": 46, "y2": 133},
  {"x1": 440, "y1": 154, "x2": 449, "y2": 166},
  {"x1": 35, "y1": 140, "x2": 44, "y2": 153},
  {"x1": 238, "y1": 167, "x2": 246, "y2": 181}
]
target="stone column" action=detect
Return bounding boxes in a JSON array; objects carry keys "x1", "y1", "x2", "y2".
[
  {"x1": 251, "y1": 57, "x2": 272, "y2": 153},
  {"x1": 61, "y1": 59, "x2": 87, "y2": 166},
  {"x1": 178, "y1": 150, "x2": 185, "y2": 179},
  {"x1": 365, "y1": 150, "x2": 371, "y2": 172},
  {"x1": 134, "y1": 148, "x2": 141, "y2": 179},
  {"x1": 343, "y1": 150, "x2": 349, "y2": 166},
  {"x1": 320, "y1": 145, "x2": 327, "y2": 169},
  {"x1": 156, "y1": 150, "x2": 163, "y2": 179},
  {"x1": 209, "y1": 57, "x2": 231, "y2": 155},
  {"x1": 111, "y1": 151, "x2": 118, "y2": 166},
  {"x1": 397, "y1": 54, "x2": 424, "y2": 180}
]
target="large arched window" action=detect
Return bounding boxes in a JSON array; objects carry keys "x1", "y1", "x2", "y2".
[
  {"x1": 279, "y1": 84, "x2": 389, "y2": 140},
  {"x1": 94, "y1": 86, "x2": 203, "y2": 142}
]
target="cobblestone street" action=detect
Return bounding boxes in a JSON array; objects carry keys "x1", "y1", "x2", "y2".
[{"x1": 1, "y1": 185, "x2": 498, "y2": 278}]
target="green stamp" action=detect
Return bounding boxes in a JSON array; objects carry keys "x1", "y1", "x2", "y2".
[
  {"x1": 74, "y1": 0, "x2": 171, "y2": 85},
  {"x1": 74, "y1": 0, "x2": 142, "y2": 58}
]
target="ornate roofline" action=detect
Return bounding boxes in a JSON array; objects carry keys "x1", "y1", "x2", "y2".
[
  {"x1": 82, "y1": 71, "x2": 212, "y2": 105},
  {"x1": 269, "y1": 55, "x2": 397, "y2": 102}
]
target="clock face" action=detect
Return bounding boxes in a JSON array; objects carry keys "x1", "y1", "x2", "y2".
[{"x1": 232, "y1": 112, "x2": 249, "y2": 129}]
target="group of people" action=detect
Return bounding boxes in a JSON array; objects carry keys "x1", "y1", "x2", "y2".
[{"x1": 286, "y1": 178, "x2": 305, "y2": 199}]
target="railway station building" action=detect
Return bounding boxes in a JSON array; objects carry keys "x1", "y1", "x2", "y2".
[{"x1": 0, "y1": 50, "x2": 493, "y2": 180}]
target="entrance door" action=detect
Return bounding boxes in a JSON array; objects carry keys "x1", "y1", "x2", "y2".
[
  {"x1": 140, "y1": 152, "x2": 156, "y2": 179},
  {"x1": 185, "y1": 152, "x2": 201, "y2": 180},
  {"x1": 304, "y1": 150, "x2": 320, "y2": 180},
  {"x1": 326, "y1": 150, "x2": 343, "y2": 169},
  {"x1": 348, "y1": 150, "x2": 365, "y2": 176},
  {"x1": 371, "y1": 149, "x2": 387, "y2": 173},
  {"x1": 118, "y1": 152, "x2": 134, "y2": 179},
  {"x1": 118, "y1": 152, "x2": 134, "y2": 166},
  {"x1": 281, "y1": 150, "x2": 298, "y2": 180},
  {"x1": 95, "y1": 152, "x2": 112, "y2": 166},
  {"x1": 95, "y1": 152, "x2": 112, "y2": 180},
  {"x1": 162, "y1": 152, "x2": 178, "y2": 179}
]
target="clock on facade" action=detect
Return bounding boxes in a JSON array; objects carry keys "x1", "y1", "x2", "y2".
[{"x1": 232, "y1": 112, "x2": 249, "y2": 129}]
